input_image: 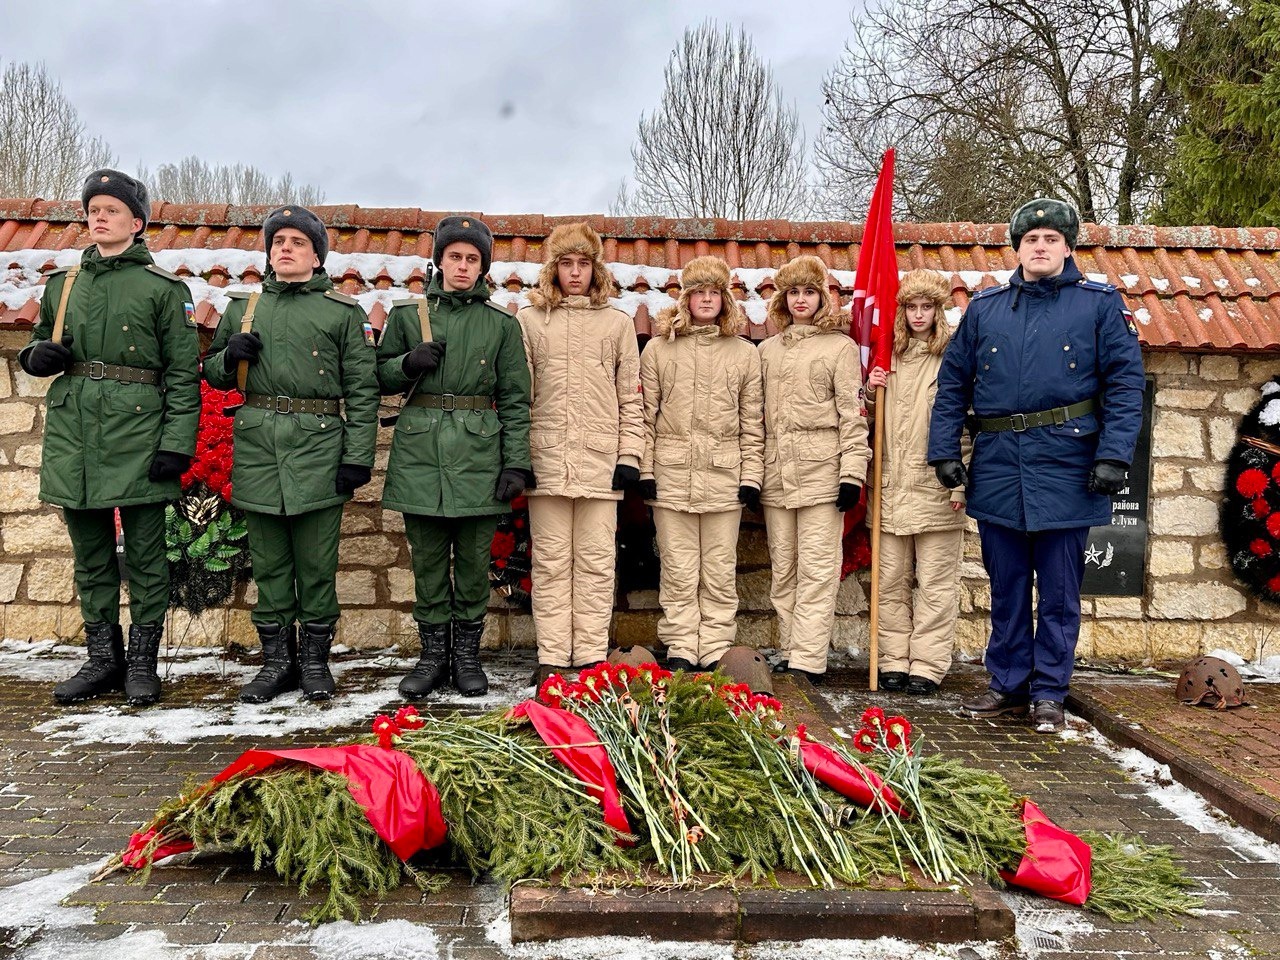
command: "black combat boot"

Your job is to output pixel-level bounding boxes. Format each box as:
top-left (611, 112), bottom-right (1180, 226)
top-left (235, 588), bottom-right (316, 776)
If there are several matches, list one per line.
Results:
top-left (239, 622), bottom-right (299, 703)
top-left (124, 623), bottom-right (164, 706)
top-left (53, 622), bottom-right (124, 705)
top-left (398, 621), bottom-right (450, 700)
top-left (298, 621), bottom-right (337, 702)
top-left (450, 618), bottom-right (489, 697)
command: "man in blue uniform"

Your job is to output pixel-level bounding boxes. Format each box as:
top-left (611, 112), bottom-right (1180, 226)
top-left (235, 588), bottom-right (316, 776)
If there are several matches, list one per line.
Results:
top-left (928, 198), bottom-right (1145, 733)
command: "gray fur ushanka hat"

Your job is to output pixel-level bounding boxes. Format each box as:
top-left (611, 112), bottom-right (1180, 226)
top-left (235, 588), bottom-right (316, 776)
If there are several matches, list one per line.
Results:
top-left (1010, 198), bottom-right (1080, 251)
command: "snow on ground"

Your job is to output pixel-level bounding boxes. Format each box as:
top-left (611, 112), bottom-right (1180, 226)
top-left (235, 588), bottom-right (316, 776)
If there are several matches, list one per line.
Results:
top-left (1083, 725), bottom-right (1280, 864)
top-left (8, 639), bottom-right (532, 746)
top-left (1204, 647), bottom-right (1280, 683)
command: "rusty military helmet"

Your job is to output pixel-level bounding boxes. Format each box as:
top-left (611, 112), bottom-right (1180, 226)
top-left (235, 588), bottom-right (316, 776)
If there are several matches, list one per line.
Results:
top-left (1176, 656), bottom-right (1247, 709)
top-left (607, 645), bottom-right (658, 670)
top-left (717, 646), bottom-right (774, 695)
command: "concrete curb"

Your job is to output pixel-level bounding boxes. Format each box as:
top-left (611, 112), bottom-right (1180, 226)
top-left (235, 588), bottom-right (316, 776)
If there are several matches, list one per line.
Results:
top-left (1067, 688), bottom-right (1280, 845)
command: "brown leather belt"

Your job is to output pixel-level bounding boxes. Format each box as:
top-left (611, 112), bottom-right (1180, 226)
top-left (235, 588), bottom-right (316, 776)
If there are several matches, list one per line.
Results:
top-left (244, 393), bottom-right (341, 415)
top-left (406, 393), bottom-right (492, 411)
top-left (970, 398), bottom-right (1096, 433)
top-left (67, 361), bottom-right (159, 385)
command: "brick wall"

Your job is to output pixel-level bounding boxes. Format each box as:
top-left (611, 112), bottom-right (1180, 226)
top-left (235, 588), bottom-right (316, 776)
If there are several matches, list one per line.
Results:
top-left (1, 328), bottom-right (1274, 664)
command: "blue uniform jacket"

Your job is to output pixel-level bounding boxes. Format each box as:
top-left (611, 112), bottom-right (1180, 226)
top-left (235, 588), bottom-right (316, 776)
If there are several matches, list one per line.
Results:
top-left (927, 258), bottom-right (1145, 531)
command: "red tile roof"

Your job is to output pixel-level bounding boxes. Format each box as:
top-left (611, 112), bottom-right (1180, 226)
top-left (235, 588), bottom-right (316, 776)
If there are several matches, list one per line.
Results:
top-left (2, 199), bottom-right (1279, 351)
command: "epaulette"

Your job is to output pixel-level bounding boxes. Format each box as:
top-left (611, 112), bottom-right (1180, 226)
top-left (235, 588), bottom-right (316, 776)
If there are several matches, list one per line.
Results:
top-left (1076, 278), bottom-right (1117, 294)
top-left (324, 289), bottom-right (359, 306)
top-left (145, 263), bottom-right (186, 284)
top-left (390, 297), bottom-right (421, 309)
top-left (43, 264), bottom-right (72, 277)
top-left (970, 283), bottom-right (1010, 301)
top-left (485, 299), bottom-right (515, 317)
top-left (225, 290), bottom-right (253, 300)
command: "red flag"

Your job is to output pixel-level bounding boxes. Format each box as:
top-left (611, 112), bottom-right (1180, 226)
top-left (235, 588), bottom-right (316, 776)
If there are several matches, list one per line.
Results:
top-left (850, 149), bottom-right (899, 381)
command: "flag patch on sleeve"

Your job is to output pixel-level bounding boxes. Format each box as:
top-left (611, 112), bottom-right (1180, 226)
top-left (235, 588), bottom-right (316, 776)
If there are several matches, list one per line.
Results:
top-left (1121, 307), bottom-right (1138, 335)
top-left (362, 320), bottom-right (377, 347)
top-left (183, 302), bottom-right (197, 328)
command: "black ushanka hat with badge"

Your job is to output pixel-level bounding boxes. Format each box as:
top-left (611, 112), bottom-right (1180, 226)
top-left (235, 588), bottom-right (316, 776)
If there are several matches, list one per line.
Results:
top-left (262, 205), bottom-right (330, 266)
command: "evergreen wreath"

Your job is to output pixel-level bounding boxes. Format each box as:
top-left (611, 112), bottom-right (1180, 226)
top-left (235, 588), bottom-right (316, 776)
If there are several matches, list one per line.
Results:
top-left (166, 382), bottom-right (251, 615)
top-left (1222, 376), bottom-right (1280, 602)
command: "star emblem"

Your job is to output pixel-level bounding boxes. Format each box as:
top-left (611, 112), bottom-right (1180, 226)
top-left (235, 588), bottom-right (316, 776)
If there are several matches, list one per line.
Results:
top-left (1084, 544), bottom-right (1103, 565)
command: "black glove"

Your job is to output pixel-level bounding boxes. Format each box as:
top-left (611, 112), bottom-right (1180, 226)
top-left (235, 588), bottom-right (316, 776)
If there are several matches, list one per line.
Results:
top-left (934, 460), bottom-right (969, 490)
top-left (21, 334), bottom-right (73, 377)
top-left (335, 463), bottom-right (372, 495)
top-left (738, 484), bottom-right (761, 512)
top-left (837, 482), bottom-right (862, 512)
top-left (612, 463), bottom-right (640, 491)
top-left (224, 331), bottom-right (263, 366)
top-left (638, 479), bottom-right (657, 501)
top-left (495, 468), bottom-right (528, 502)
top-left (402, 341), bottom-right (445, 378)
top-left (1088, 459), bottom-right (1128, 495)
top-left (148, 450), bottom-right (191, 483)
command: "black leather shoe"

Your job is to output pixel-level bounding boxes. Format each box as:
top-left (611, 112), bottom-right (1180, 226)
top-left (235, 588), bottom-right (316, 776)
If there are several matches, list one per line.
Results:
top-left (54, 623), bottom-right (124, 705)
top-left (665, 656), bottom-right (696, 672)
top-left (784, 667), bottom-right (825, 685)
top-left (298, 621), bottom-right (337, 702)
top-left (879, 671), bottom-right (908, 692)
top-left (451, 618), bottom-right (489, 697)
top-left (240, 623), bottom-right (298, 704)
top-left (1032, 699), bottom-right (1066, 733)
top-left (906, 676), bottom-right (940, 696)
top-left (124, 623), bottom-right (164, 706)
top-left (530, 663), bottom-right (571, 688)
top-left (400, 622), bottom-right (451, 700)
top-left (961, 688), bottom-right (1029, 717)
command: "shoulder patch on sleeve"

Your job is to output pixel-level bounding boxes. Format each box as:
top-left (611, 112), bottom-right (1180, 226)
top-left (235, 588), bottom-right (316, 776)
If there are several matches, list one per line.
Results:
top-left (323, 289), bottom-right (359, 306)
top-left (970, 283), bottom-right (1010, 301)
top-left (225, 290), bottom-right (253, 300)
top-left (1076, 278), bottom-right (1117, 294)
top-left (1119, 303), bottom-right (1140, 336)
top-left (182, 301), bottom-right (197, 328)
top-left (145, 263), bottom-right (186, 284)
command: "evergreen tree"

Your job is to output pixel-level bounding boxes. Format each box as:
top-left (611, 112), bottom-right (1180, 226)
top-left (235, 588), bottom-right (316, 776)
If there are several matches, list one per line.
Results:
top-left (1157, 0), bottom-right (1280, 226)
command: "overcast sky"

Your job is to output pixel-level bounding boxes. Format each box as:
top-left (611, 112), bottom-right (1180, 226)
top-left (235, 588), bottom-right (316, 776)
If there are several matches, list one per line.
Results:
top-left (0, 0), bottom-right (861, 214)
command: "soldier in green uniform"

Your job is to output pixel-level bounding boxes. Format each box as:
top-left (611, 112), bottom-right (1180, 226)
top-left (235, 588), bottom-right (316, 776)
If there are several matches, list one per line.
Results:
top-left (377, 216), bottom-right (532, 698)
top-left (204, 205), bottom-right (379, 703)
top-left (19, 169), bottom-right (201, 706)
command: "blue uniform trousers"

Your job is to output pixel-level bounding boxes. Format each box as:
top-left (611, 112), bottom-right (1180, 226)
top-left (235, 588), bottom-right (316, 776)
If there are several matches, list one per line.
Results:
top-left (978, 521), bottom-right (1089, 703)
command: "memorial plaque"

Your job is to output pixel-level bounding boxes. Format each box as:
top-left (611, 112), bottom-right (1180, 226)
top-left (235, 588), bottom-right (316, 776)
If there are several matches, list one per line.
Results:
top-left (1083, 376), bottom-right (1154, 596)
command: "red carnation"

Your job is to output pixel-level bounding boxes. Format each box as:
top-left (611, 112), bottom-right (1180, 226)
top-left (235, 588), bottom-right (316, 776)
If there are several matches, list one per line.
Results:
top-left (1268, 513), bottom-right (1280, 539)
top-left (1254, 497), bottom-right (1271, 519)
top-left (371, 714), bottom-right (401, 749)
top-left (853, 727), bottom-right (877, 754)
top-left (1237, 468), bottom-right (1270, 498)
top-left (393, 705), bottom-right (425, 730)
top-left (1272, 463), bottom-right (1280, 483)
top-left (861, 706), bottom-right (886, 729)
top-left (1252, 539), bottom-right (1273, 558)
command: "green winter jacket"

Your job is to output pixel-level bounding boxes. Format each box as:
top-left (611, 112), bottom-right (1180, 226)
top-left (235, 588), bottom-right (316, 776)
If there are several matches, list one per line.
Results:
top-left (204, 273), bottom-right (379, 516)
top-left (21, 242), bottom-right (201, 509)
top-left (377, 275), bottom-right (531, 517)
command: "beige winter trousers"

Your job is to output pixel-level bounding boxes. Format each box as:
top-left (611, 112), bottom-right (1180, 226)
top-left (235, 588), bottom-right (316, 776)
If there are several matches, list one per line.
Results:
top-left (528, 495), bottom-right (617, 667)
top-left (877, 528), bottom-right (964, 684)
top-left (764, 502), bottom-right (843, 675)
top-left (652, 506), bottom-right (743, 666)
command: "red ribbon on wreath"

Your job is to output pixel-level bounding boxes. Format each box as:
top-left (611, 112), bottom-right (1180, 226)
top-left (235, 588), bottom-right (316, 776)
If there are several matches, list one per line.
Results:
top-left (508, 699), bottom-right (632, 843)
top-left (798, 739), bottom-right (904, 815)
top-left (998, 799), bottom-right (1092, 905)
top-left (122, 742), bottom-right (447, 867)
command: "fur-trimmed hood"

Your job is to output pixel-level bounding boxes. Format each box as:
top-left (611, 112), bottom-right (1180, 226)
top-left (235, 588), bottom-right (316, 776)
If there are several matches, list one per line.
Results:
top-left (766, 255), bottom-right (841, 331)
top-left (527, 222), bottom-right (618, 311)
top-left (654, 255), bottom-right (743, 340)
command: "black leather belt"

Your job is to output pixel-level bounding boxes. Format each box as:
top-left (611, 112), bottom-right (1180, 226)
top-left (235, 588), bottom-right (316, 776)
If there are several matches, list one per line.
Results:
top-left (971, 398), bottom-right (1096, 433)
top-left (68, 361), bottom-right (159, 385)
top-left (407, 393), bottom-right (492, 411)
top-left (244, 393), bottom-right (341, 415)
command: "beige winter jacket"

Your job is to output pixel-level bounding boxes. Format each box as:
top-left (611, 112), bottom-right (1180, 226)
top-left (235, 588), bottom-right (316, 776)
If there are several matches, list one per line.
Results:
top-left (519, 297), bottom-right (644, 500)
top-left (759, 324), bottom-right (869, 509)
top-left (640, 323), bottom-right (765, 513)
top-left (867, 338), bottom-right (967, 536)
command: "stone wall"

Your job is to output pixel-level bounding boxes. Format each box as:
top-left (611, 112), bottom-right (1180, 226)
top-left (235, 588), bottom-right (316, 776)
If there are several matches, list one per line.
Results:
top-left (0, 328), bottom-right (1274, 664)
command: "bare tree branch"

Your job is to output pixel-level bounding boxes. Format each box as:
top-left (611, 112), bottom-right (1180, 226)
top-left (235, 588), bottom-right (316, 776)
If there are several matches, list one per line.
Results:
top-left (815, 0), bottom-right (1182, 224)
top-left (138, 156), bottom-right (325, 206)
top-left (619, 21), bottom-right (813, 220)
top-left (0, 61), bottom-right (116, 199)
